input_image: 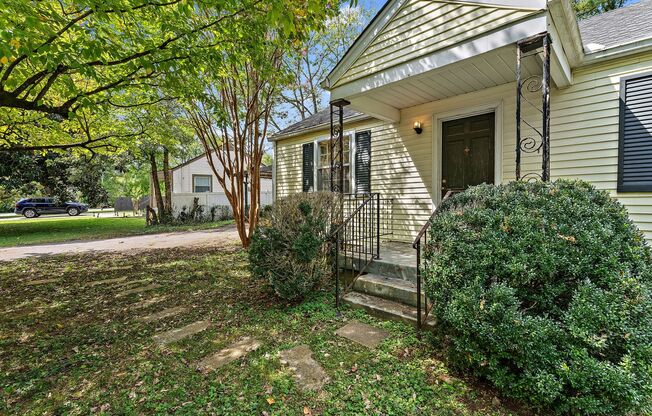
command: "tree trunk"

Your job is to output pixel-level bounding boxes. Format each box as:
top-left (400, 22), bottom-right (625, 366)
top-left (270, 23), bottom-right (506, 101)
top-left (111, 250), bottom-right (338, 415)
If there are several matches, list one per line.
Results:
top-left (149, 152), bottom-right (165, 220)
top-left (162, 147), bottom-right (172, 217)
top-left (146, 205), bottom-right (158, 225)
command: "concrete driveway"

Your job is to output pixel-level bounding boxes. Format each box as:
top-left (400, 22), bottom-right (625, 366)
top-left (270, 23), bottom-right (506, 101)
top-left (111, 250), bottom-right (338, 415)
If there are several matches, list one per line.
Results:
top-left (0, 225), bottom-right (240, 262)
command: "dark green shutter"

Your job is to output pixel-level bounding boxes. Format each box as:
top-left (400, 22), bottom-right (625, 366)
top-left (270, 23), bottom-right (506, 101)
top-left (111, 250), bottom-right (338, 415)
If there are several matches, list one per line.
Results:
top-left (618, 72), bottom-right (652, 192)
top-left (355, 130), bottom-right (371, 194)
top-left (302, 142), bottom-right (314, 192)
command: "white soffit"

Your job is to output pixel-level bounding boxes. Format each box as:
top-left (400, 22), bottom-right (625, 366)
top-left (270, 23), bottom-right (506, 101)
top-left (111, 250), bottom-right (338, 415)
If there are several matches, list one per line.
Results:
top-left (330, 13), bottom-right (547, 100)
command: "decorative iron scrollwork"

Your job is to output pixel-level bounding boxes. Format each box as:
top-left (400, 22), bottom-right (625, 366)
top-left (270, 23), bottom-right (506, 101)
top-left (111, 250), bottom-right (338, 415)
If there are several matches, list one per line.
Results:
top-left (519, 136), bottom-right (543, 154)
top-left (330, 99), bottom-right (350, 224)
top-left (523, 75), bottom-right (543, 93)
top-left (520, 172), bottom-right (543, 182)
top-left (515, 33), bottom-right (551, 182)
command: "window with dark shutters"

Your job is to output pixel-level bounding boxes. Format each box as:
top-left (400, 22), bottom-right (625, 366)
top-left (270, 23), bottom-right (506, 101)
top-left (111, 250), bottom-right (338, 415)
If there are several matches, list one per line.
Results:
top-left (618, 72), bottom-right (652, 192)
top-left (302, 142), bottom-right (314, 192)
top-left (355, 130), bottom-right (371, 194)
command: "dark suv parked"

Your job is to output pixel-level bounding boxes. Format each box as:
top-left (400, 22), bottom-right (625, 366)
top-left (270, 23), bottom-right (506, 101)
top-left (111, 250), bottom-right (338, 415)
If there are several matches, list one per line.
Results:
top-left (14, 198), bottom-right (88, 218)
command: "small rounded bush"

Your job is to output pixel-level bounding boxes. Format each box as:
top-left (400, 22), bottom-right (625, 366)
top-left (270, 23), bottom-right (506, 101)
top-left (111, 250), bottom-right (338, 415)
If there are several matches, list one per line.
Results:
top-left (249, 192), bottom-right (334, 300)
top-left (424, 180), bottom-right (652, 415)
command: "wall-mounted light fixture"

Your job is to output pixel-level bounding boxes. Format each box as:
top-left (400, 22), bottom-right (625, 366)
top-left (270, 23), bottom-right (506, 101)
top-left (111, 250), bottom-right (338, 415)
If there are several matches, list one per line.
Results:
top-left (413, 121), bottom-right (423, 135)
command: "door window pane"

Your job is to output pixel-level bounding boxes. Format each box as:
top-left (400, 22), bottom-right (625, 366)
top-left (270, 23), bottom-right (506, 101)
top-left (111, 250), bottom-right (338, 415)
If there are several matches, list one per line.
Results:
top-left (193, 175), bottom-right (212, 193)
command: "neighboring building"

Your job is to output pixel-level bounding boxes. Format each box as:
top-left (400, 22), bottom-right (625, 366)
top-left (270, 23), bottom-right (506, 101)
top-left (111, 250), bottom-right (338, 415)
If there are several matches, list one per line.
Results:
top-left (154, 152), bottom-right (273, 214)
top-left (272, 0), bottom-right (652, 242)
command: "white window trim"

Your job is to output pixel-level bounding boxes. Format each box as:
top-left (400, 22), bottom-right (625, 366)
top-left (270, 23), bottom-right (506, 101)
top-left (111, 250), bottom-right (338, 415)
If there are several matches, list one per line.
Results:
top-left (193, 174), bottom-right (213, 193)
top-left (313, 130), bottom-right (356, 194)
top-left (432, 100), bottom-right (504, 207)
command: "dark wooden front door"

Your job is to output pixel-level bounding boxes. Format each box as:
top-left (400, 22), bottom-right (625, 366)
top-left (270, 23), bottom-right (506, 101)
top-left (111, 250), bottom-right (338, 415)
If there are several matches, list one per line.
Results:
top-left (441, 113), bottom-right (494, 197)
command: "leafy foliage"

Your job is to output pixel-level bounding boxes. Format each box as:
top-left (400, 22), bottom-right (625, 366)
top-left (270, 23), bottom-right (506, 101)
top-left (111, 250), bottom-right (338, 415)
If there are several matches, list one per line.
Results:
top-left (1, 0), bottom-right (342, 152)
top-left (276, 5), bottom-right (370, 126)
top-left (0, 151), bottom-right (111, 210)
top-left (249, 192), bottom-right (334, 300)
top-left (424, 180), bottom-right (652, 415)
top-left (573, 0), bottom-right (626, 18)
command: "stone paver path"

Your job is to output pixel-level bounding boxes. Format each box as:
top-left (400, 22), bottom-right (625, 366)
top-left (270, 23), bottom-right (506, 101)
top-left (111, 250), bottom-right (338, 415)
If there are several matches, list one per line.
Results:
top-left (153, 320), bottom-right (211, 345)
top-left (129, 296), bottom-right (169, 310)
top-left (279, 345), bottom-right (329, 391)
top-left (335, 321), bottom-right (389, 349)
top-left (137, 306), bottom-right (187, 323)
top-left (25, 278), bottom-right (60, 286)
top-left (115, 284), bottom-right (160, 298)
top-left (0, 225), bottom-right (238, 261)
top-left (87, 277), bottom-right (127, 286)
top-left (197, 337), bottom-right (262, 372)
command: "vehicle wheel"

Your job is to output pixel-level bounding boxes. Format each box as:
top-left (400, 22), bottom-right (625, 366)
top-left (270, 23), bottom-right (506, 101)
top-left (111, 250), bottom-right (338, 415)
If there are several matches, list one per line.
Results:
top-left (67, 207), bottom-right (80, 216)
top-left (23, 209), bottom-right (37, 219)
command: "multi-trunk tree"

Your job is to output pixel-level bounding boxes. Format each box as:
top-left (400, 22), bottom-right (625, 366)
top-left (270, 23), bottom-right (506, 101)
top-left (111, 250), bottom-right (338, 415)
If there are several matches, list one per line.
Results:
top-left (184, 1), bottom-right (342, 247)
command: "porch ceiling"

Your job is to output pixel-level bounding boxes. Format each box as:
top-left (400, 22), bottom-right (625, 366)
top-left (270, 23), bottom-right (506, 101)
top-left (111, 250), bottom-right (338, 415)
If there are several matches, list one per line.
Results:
top-left (346, 45), bottom-right (542, 115)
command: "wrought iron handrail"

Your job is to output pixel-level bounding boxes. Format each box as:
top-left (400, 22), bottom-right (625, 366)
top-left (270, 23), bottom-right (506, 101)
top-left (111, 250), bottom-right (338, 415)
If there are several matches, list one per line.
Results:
top-left (332, 193), bottom-right (392, 309)
top-left (412, 190), bottom-right (455, 333)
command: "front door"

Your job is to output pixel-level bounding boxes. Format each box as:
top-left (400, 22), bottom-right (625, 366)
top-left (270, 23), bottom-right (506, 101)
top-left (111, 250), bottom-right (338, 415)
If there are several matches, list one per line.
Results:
top-left (441, 112), bottom-right (495, 197)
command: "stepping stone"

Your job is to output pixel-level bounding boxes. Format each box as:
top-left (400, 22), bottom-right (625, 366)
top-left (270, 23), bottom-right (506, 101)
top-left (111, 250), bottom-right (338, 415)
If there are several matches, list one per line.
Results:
top-left (137, 306), bottom-right (186, 323)
top-left (335, 321), bottom-right (389, 349)
top-left (87, 277), bottom-right (127, 286)
top-left (25, 278), bottom-right (60, 286)
top-left (115, 284), bottom-right (160, 298)
top-left (279, 345), bottom-right (329, 391)
top-left (153, 320), bottom-right (211, 345)
top-left (129, 295), bottom-right (169, 310)
top-left (196, 337), bottom-right (262, 372)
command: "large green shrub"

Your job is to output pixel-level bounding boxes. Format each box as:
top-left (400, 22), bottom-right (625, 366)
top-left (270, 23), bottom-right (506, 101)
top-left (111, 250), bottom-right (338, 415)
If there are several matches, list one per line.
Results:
top-left (249, 192), bottom-right (334, 300)
top-left (424, 180), bottom-right (652, 415)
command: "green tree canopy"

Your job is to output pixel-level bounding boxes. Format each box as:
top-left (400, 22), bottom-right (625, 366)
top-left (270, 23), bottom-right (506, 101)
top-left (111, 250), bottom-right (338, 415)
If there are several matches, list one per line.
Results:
top-left (573, 0), bottom-right (626, 18)
top-left (0, 0), bottom-right (341, 152)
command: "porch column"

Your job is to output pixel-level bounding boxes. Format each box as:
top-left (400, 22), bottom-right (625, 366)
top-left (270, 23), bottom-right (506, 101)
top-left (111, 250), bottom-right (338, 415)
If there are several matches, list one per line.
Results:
top-left (515, 32), bottom-right (551, 181)
top-left (330, 98), bottom-right (350, 224)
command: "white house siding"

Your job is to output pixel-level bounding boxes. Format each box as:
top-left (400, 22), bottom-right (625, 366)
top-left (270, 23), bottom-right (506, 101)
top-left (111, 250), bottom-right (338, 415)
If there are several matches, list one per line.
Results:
top-left (173, 155), bottom-right (273, 194)
top-left (171, 155), bottom-right (273, 214)
top-left (276, 51), bottom-right (652, 242)
top-left (550, 50), bottom-right (652, 241)
top-left (276, 81), bottom-right (540, 242)
top-left (335, 0), bottom-right (539, 87)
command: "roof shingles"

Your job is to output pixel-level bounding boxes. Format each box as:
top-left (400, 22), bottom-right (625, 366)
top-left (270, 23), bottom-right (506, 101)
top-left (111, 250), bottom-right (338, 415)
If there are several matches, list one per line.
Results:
top-left (578, 0), bottom-right (652, 52)
top-left (271, 107), bottom-right (367, 140)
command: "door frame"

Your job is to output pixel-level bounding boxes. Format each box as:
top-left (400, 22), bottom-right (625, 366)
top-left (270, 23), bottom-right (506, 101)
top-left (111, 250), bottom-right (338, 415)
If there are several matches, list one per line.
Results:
top-left (432, 100), bottom-right (503, 206)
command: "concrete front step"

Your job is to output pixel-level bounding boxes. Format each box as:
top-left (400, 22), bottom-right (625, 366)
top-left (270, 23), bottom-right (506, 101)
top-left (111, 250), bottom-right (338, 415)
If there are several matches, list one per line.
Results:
top-left (353, 274), bottom-right (425, 307)
top-left (342, 292), bottom-right (435, 329)
top-left (343, 256), bottom-right (417, 282)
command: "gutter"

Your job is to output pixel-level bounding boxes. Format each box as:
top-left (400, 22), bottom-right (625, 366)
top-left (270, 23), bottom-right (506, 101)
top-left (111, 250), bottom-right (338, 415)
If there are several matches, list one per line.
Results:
top-left (549, 0), bottom-right (652, 70)
top-left (582, 37), bottom-right (652, 66)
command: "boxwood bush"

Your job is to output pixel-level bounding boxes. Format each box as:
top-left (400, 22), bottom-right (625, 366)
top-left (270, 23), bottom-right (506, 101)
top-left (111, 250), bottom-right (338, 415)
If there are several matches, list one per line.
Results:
top-left (424, 180), bottom-right (652, 415)
top-left (249, 192), bottom-right (334, 300)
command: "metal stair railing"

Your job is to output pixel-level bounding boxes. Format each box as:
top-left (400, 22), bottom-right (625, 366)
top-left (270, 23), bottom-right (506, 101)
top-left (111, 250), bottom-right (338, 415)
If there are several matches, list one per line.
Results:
top-left (331, 193), bottom-right (393, 308)
top-left (412, 190), bottom-right (455, 333)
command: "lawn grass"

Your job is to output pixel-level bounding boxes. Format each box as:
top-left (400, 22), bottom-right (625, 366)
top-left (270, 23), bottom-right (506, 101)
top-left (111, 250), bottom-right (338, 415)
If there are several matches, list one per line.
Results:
top-left (0, 216), bottom-right (232, 248)
top-left (0, 244), bottom-right (529, 415)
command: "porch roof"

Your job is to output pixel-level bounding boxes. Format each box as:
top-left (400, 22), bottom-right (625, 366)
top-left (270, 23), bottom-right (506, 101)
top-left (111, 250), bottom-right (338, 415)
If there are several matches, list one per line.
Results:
top-left (321, 0), bottom-right (652, 122)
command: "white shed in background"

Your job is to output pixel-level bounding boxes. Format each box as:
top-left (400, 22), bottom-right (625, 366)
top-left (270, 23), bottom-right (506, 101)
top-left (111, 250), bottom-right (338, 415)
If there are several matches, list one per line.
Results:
top-left (155, 152), bottom-right (273, 215)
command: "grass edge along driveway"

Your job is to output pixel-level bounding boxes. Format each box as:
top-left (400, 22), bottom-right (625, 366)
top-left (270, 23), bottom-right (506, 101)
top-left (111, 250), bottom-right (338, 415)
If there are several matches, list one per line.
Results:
top-left (0, 216), bottom-right (233, 248)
